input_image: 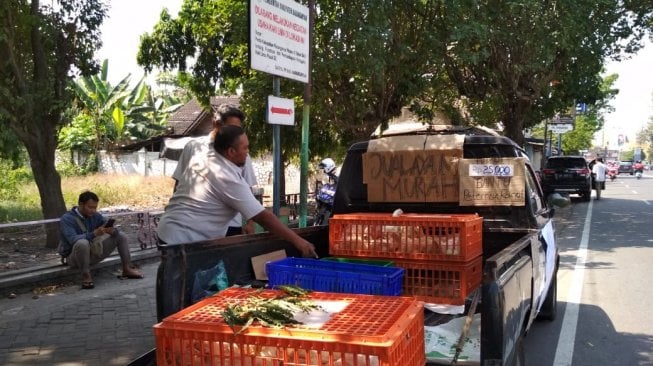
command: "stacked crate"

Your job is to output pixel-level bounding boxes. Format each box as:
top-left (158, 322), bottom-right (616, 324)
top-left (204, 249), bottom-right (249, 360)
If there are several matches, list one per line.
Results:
top-left (329, 213), bottom-right (483, 305)
top-left (154, 287), bottom-right (425, 366)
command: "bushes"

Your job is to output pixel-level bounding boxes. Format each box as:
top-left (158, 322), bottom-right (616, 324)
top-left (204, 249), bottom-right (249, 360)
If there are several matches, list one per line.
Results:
top-left (0, 161), bottom-right (33, 201)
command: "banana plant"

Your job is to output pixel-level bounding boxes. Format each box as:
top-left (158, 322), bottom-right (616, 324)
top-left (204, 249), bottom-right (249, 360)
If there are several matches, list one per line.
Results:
top-left (71, 59), bottom-right (131, 150)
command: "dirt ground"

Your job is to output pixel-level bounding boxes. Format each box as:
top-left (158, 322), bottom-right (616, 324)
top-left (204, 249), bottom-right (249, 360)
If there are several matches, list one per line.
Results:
top-left (0, 207), bottom-right (163, 274)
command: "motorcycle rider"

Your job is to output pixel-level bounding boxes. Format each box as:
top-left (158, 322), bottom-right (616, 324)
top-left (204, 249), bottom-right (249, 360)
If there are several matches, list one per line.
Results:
top-left (633, 160), bottom-right (644, 179)
top-left (319, 158), bottom-right (338, 185)
top-left (314, 158), bottom-right (338, 225)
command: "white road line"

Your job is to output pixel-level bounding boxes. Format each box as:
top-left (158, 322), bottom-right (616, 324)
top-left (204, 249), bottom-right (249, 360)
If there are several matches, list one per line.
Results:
top-left (553, 199), bottom-right (592, 366)
top-left (643, 200), bottom-right (651, 206)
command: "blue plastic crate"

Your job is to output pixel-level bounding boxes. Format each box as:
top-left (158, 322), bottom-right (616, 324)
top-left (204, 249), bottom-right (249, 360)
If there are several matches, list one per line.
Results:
top-left (266, 257), bottom-right (404, 296)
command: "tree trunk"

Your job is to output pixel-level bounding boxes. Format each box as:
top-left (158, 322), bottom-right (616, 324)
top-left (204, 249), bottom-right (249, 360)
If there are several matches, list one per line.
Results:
top-left (502, 101), bottom-right (526, 147)
top-left (22, 122), bottom-right (67, 249)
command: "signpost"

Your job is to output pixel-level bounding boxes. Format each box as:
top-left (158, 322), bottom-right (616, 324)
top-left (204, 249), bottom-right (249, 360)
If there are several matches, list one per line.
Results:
top-left (555, 115), bottom-right (574, 125)
top-left (250, 0), bottom-right (310, 83)
top-left (249, 0), bottom-right (310, 217)
top-left (267, 95), bottom-right (295, 126)
top-left (549, 124), bottom-right (573, 134)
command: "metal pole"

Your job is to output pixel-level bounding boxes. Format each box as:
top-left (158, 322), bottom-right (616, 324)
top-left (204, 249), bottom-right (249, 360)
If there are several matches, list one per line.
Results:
top-left (541, 118), bottom-right (549, 170)
top-left (272, 77), bottom-right (281, 216)
top-left (299, 0), bottom-right (314, 228)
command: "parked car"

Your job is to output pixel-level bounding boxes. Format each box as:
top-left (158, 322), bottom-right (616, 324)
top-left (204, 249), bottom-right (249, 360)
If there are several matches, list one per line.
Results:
top-left (541, 156), bottom-right (592, 201)
top-left (618, 161), bottom-right (634, 175)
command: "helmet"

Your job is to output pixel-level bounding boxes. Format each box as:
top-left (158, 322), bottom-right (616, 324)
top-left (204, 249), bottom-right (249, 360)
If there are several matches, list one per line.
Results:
top-left (318, 158), bottom-right (336, 174)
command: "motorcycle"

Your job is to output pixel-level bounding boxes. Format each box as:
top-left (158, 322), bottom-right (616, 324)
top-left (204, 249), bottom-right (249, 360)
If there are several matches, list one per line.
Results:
top-left (313, 158), bottom-right (338, 226)
top-left (634, 162), bottom-right (644, 180)
top-left (607, 166), bottom-right (618, 181)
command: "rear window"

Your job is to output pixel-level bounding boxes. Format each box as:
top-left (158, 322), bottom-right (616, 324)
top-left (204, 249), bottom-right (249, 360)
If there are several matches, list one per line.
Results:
top-left (546, 158), bottom-right (586, 169)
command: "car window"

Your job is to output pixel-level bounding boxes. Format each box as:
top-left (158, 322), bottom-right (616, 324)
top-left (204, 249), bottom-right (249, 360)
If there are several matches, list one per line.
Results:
top-left (546, 159), bottom-right (586, 169)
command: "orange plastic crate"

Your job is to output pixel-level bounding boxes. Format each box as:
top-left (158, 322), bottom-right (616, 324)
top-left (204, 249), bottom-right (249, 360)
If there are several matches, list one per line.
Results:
top-left (394, 256), bottom-right (483, 305)
top-left (154, 288), bottom-right (425, 366)
top-left (329, 213), bottom-right (482, 261)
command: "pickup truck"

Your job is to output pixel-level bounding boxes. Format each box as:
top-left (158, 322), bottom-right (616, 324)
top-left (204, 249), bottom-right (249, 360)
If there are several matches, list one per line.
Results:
top-left (130, 127), bottom-right (558, 366)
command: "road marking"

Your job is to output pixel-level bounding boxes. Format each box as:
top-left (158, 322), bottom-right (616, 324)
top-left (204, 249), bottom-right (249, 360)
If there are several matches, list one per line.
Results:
top-left (643, 200), bottom-right (651, 205)
top-left (553, 198), bottom-right (592, 366)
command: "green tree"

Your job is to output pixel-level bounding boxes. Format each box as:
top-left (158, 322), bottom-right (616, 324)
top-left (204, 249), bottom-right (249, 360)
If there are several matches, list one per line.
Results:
top-left (426, 0), bottom-right (651, 146)
top-left (72, 59), bottom-right (132, 150)
top-left (137, 0), bottom-right (652, 153)
top-left (0, 0), bottom-right (107, 247)
top-left (138, 1), bottom-right (446, 153)
top-left (68, 60), bottom-right (182, 152)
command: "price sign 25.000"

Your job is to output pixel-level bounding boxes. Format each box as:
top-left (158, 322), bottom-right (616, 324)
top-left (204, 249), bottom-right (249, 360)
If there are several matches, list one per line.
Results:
top-left (468, 164), bottom-right (514, 177)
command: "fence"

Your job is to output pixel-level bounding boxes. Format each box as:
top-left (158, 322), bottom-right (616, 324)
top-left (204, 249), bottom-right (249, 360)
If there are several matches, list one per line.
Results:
top-left (1, 193), bottom-right (319, 271)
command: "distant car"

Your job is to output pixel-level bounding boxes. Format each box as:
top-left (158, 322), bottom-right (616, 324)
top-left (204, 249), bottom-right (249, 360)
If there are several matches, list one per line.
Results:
top-left (541, 156), bottom-right (592, 201)
top-left (618, 161), bottom-right (634, 175)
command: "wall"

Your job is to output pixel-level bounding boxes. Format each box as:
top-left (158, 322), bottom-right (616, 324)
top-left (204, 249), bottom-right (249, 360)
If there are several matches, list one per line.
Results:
top-left (97, 149), bottom-right (306, 194)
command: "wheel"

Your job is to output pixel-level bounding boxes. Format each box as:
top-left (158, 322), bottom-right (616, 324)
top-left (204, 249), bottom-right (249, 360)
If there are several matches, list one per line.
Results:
top-left (537, 271), bottom-right (557, 321)
top-left (581, 189), bottom-right (591, 202)
top-left (313, 207), bottom-right (330, 226)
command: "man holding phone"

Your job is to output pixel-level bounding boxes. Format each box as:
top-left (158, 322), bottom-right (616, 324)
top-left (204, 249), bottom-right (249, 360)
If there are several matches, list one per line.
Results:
top-left (59, 191), bottom-right (143, 289)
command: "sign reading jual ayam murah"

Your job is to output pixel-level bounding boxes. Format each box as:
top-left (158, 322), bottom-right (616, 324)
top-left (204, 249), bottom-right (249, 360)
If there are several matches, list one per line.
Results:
top-left (249, 0), bottom-right (310, 83)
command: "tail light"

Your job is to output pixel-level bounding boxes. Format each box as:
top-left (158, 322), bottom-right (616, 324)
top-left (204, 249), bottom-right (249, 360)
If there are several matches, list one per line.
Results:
top-left (542, 169), bottom-right (555, 175)
top-left (577, 169), bottom-right (590, 176)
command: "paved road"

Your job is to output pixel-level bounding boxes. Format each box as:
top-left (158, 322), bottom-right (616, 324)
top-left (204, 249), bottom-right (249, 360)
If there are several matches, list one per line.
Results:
top-left (524, 173), bottom-right (653, 365)
top-left (0, 259), bottom-right (159, 366)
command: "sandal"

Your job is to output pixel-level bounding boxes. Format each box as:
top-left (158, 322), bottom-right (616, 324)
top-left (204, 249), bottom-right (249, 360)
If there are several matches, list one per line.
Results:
top-left (117, 273), bottom-right (144, 280)
top-left (81, 281), bottom-right (95, 289)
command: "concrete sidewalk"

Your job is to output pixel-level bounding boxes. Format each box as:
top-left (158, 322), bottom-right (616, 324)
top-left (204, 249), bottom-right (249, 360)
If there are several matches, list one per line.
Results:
top-left (0, 251), bottom-right (161, 366)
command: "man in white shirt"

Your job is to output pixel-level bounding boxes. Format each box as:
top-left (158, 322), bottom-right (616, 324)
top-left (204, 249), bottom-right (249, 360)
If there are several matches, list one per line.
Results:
top-left (158, 125), bottom-right (317, 257)
top-left (172, 104), bottom-right (256, 235)
top-left (591, 157), bottom-right (607, 200)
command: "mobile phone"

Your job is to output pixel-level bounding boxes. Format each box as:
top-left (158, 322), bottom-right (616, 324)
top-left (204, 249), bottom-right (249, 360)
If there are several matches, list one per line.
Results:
top-left (104, 218), bottom-right (115, 228)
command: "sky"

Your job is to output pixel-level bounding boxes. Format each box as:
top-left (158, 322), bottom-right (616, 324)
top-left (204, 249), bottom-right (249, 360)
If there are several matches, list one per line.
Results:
top-left (96, 0), bottom-right (182, 86)
top-left (97, 0), bottom-right (653, 149)
top-left (602, 40), bottom-right (653, 148)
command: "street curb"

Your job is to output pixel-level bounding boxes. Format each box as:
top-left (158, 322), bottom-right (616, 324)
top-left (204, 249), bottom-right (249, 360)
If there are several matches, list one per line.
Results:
top-left (0, 248), bottom-right (160, 293)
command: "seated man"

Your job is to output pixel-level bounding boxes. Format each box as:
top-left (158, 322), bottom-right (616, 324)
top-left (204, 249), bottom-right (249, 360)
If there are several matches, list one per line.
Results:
top-left (59, 191), bottom-right (142, 289)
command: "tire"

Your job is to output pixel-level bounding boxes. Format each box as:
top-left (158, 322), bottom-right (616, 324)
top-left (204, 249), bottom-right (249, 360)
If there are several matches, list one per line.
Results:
top-left (537, 269), bottom-right (557, 321)
top-left (313, 207), bottom-right (330, 226)
top-left (582, 189), bottom-right (591, 202)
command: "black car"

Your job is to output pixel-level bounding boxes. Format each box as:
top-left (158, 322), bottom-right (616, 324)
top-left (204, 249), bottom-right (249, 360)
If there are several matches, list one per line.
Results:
top-left (541, 156), bottom-right (592, 201)
top-left (618, 161), bottom-right (634, 175)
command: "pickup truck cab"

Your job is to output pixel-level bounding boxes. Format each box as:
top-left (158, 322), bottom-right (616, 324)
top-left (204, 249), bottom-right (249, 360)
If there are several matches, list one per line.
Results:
top-left (336, 127), bottom-right (558, 365)
top-left (130, 125), bottom-right (558, 366)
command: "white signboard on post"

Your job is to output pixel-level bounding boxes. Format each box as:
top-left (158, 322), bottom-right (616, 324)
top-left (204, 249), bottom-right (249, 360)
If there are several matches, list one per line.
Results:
top-left (267, 95), bottom-right (295, 125)
top-left (249, 0), bottom-right (310, 83)
top-left (549, 124), bottom-right (573, 134)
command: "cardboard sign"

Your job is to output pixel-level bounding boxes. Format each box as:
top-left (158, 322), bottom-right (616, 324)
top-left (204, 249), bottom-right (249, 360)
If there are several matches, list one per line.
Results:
top-left (458, 158), bottom-right (526, 206)
top-left (251, 250), bottom-right (287, 280)
top-left (363, 150), bottom-right (461, 202)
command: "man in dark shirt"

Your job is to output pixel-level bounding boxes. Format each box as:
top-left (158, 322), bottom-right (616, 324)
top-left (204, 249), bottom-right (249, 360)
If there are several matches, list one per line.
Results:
top-left (59, 191), bottom-right (142, 289)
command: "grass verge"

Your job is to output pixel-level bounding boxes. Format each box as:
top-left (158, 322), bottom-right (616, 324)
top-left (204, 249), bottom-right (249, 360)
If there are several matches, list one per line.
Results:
top-left (1, 174), bottom-right (174, 223)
